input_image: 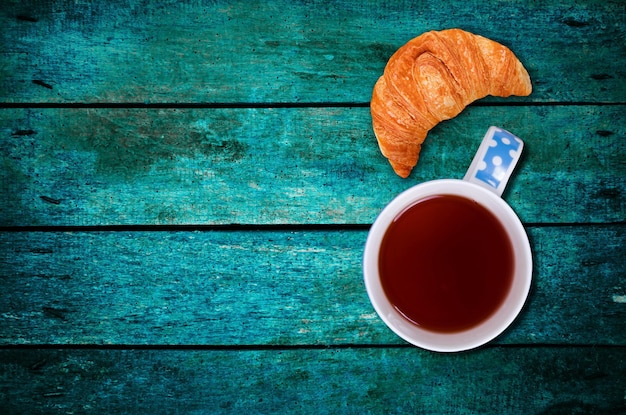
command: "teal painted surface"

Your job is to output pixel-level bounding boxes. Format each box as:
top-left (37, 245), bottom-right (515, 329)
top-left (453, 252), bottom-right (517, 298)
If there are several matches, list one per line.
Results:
top-left (0, 0), bottom-right (625, 413)
top-left (0, 226), bottom-right (624, 346)
top-left (1, 348), bottom-right (624, 414)
top-left (1, 106), bottom-right (624, 225)
top-left (1, 0), bottom-right (625, 103)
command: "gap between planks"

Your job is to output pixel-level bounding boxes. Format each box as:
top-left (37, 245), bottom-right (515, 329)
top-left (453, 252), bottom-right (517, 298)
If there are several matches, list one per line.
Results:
top-left (0, 343), bottom-right (624, 351)
top-left (0, 222), bottom-right (624, 233)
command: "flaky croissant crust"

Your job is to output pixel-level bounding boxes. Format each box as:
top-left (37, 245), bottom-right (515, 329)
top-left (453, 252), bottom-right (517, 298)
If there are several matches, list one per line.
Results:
top-left (371, 29), bottom-right (532, 178)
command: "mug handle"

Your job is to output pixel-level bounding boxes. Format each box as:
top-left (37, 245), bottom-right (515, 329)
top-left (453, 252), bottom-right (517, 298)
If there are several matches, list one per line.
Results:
top-left (463, 126), bottom-right (524, 197)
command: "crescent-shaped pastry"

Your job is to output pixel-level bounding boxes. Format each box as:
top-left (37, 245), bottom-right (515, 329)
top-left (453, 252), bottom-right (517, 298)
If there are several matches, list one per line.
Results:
top-left (371, 29), bottom-right (532, 178)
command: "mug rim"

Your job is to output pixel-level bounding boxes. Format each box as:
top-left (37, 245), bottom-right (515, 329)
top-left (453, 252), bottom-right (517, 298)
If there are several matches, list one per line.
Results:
top-left (363, 179), bottom-right (532, 352)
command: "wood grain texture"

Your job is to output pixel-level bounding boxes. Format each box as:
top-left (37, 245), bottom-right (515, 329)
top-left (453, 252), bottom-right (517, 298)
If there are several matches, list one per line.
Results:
top-left (2, 106), bottom-right (624, 226)
top-left (1, 347), bottom-right (624, 414)
top-left (1, 1), bottom-right (625, 413)
top-left (1, 0), bottom-right (625, 104)
top-left (1, 226), bottom-right (624, 346)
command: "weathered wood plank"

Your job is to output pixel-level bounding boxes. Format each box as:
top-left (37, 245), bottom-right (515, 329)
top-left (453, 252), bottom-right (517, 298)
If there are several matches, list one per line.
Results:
top-left (2, 106), bottom-right (624, 226)
top-left (1, 226), bottom-right (624, 346)
top-left (2, 0), bottom-right (624, 103)
top-left (0, 347), bottom-right (624, 414)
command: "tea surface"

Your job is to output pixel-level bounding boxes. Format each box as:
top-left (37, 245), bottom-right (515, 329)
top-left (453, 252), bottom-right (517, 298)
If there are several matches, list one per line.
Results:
top-left (379, 194), bottom-right (514, 333)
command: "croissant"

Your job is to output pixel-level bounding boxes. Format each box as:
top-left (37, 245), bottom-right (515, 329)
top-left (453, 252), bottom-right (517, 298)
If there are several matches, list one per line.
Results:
top-left (371, 29), bottom-right (532, 178)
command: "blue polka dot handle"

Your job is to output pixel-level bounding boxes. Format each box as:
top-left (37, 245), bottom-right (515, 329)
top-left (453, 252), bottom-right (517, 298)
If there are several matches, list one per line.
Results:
top-left (464, 127), bottom-right (524, 197)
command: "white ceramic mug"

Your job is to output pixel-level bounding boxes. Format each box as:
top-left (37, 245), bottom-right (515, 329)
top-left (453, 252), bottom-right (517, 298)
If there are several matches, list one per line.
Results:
top-left (363, 127), bottom-right (532, 352)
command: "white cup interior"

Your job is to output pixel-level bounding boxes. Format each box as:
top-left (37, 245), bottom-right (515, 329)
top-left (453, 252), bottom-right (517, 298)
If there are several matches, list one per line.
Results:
top-left (363, 179), bottom-right (532, 352)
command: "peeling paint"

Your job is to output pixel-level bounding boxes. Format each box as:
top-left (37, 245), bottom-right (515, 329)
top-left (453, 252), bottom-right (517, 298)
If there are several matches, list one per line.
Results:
top-left (612, 294), bottom-right (626, 303)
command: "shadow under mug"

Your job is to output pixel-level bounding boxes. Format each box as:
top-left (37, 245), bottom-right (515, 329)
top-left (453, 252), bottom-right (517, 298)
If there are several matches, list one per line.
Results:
top-left (363, 127), bottom-right (532, 352)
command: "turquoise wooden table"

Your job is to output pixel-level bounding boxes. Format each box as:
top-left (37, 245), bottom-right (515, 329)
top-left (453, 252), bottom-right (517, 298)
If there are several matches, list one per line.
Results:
top-left (1, 0), bottom-right (625, 413)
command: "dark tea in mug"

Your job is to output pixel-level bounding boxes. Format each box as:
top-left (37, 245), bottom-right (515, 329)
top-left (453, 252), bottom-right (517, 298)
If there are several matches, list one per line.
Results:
top-left (378, 194), bottom-right (514, 333)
